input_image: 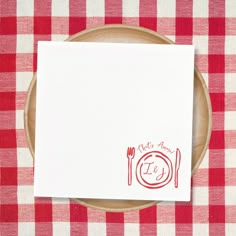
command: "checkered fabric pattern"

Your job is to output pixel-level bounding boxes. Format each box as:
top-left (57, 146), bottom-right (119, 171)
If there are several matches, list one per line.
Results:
top-left (1, 0), bottom-right (236, 235)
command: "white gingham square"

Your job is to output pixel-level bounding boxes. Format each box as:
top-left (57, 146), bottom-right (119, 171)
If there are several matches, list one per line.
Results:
top-left (225, 149), bottom-right (236, 168)
top-left (17, 0), bottom-right (34, 16)
top-left (52, 0), bottom-right (69, 16)
top-left (16, 110), bottom-right (24, 129)
top-left (192, 186), bottom-right (209, 205)
top-left (193, 0), bottom-right (209, 17)
top-left (17, 148), bottom-right (33, 167)
top-left (17, 186), bottom-right (35, 204)
top-left (157, 224), bottom-right (175, 236)
top-left (18, 222), bottom-right (35, 236)
top-left (16, 72), bottom-right (33, 92)
top-left (17, 35), bottom-right (34, 53)
top-left (193, 223), bottom-right (209, 236)
top-left (225, 186), bottom-right (236, 205)
top-left (122, 0), bottom-right (139, 17)
top-left (226, 0), bottom-right (236, 17)
top-left (88, 223), bottom-right (106, 236)
top-left (225, 111), bottom-right (236, 130)
top-left (124, 223), bottom-right (140, 236)
top-left (157, 0), bottom-right (176, 17)
top-left (87, 0), bottom-right (105, 17)
top-left (53, 222), bottom-right (70, 236)
top-left (225, 73), bottom-right (236, 93)
top-left (193, 36), bottom-right (209, 55)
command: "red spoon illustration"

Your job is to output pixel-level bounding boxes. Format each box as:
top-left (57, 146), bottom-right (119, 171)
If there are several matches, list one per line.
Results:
top-left (127, 147), bottom-right (135, 186)
top-left (175, 148), bottom-right (181, 188)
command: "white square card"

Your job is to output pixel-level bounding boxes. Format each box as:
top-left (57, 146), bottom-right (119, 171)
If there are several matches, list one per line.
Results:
top-left (34, 42), bottom-right (194, 201)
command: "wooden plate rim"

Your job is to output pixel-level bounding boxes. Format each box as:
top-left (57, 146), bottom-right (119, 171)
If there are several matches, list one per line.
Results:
top-left (24, 24), bottom-right (212, 212)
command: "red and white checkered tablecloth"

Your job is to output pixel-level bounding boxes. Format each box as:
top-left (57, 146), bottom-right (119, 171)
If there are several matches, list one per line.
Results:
top-left (1, 0), bottom-right (236, 235)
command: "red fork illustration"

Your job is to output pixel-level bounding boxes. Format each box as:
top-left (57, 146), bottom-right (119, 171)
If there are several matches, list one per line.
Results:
top-left (175, 148), bottom-right (181, 188)
top-left (127, 147), bottom-right (135, 186)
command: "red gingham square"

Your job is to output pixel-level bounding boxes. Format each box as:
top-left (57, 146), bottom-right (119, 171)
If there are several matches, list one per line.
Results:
top-left (175, 205), bottom-right (193, 223)
top-left (208, 55), bottom-right (225, 73)
top-left (34, 17), bottom-right (52, 34)
top-left (106, 212), bottom-right (124, 223)
top-left (0, 92), bottom-right (16, 110)
top-left (209, 131), bottom-right (225, 149)
top-left (209, 168), bottom-right (225, 186)
top-left (176, 17), bottom-right (193, 36)
top-left (139, 206), bottom-right (157, 223)
top-left (35, 204), bottom-right (53, 222)
top-left (105, 17), bottom-right (123, 24)
top-left (70, 203), bottom-right (88, 222)
top-left (209, 205), bottom-right (225, 223)
top-left (0, 54), bottom-right (16, 72)
top-left (0, 17), bottom-right (17, 34)
top-left (209, 18), bottom-right (225, 35)
top-left (0, 130), bottom-right (17, 148)
top-left (1, 205), bottom-right (18, 222)
top-left (1, 167), bottom-right (17, 185)
top-left (139, 17), bottom-right (157, 31)
top-left (69, 17), bottom-right (86, 35)
top-left (210, 93), bottom-right (225, 112)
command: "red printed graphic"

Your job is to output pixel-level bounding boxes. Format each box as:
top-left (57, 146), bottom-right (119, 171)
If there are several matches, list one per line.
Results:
top-left (127, 147), bottom-right (135, 186)
top-left (126, 142), bottom-right (181, 189)
top-left (136, 151), bottom-right (173, 189)
top-left (174, 148), bottom-right (181, 188)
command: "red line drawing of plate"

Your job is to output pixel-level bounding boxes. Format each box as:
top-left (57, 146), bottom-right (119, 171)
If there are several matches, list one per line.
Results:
top-left (136, 151), bottom-right (173, 189)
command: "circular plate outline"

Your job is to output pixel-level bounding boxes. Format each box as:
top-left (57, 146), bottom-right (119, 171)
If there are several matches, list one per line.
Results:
top-left (136, 151), bottom-right (173, 189)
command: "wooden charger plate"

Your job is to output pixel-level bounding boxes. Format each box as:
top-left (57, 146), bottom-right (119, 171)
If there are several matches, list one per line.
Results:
top-left (24, 24), bottom-right (212, 212)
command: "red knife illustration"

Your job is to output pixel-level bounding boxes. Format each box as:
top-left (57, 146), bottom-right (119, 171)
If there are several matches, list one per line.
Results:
top-left (175, 148), bottom-right (181, 188)
top-left (127, 147), bottom-right (135, 186)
